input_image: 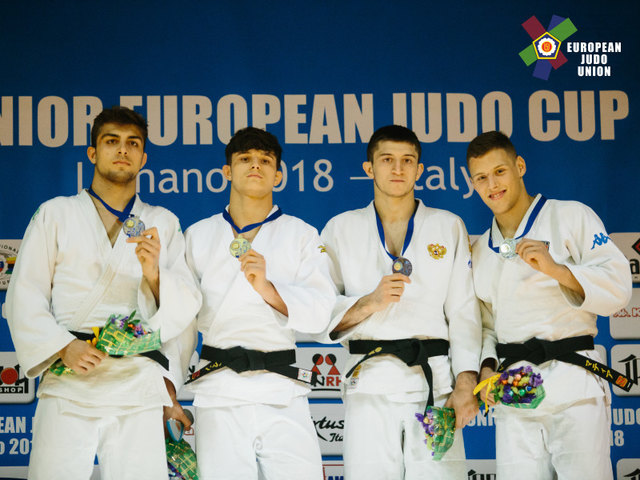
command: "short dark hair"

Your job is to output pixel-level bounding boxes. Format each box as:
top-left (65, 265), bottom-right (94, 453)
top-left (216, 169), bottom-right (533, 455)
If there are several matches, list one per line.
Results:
top-left (225, 127), bottom-right (282, 169)
top-left (366, 125), bottom-right (421, 163)
top-left (91, 106), bottom-right (148, 149)
top-left (466, 131), bottom-right (517, 166)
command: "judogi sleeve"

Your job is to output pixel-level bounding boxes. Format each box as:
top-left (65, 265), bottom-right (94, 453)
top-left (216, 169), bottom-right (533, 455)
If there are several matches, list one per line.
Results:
top-left (269, 225), bottom-right (336, 334)
top-left (6, 202), bottom-right (77, 378)
top-left (318, 217), bottom-right (366, 342)
top-left (557, 203), bottom-right (632, 315)
top-left (443, 218), bottom-right (482, 377)
top-left (479, 301), bottom-right (498, 367)
top-left (137, 213), bottom-right (202, 344)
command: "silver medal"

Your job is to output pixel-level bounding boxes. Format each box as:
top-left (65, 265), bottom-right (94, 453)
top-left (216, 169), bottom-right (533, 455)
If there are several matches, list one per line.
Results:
top-left (122, 215), bottom-right (145, 237)
top-left (391, 257), bottom-right (413, 276)
top-left (499, 238), bottom-right (518, 259)
top-left (229, 236), bottom-right (251, 258)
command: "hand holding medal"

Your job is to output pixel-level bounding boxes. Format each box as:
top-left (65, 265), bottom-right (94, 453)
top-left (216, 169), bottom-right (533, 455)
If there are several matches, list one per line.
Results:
top-left (488, 196), bottom-right (548, 259)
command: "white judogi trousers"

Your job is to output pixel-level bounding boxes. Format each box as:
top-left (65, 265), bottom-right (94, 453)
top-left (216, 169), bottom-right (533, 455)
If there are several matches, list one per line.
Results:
top-left (28, 396), bottom-right (166, 480)
top-left (343, 393), bottom-right (467, 480)
top-left (195, 396), bottom-right (323, 480)
top-left (495, 396), bottom-right (612, 480)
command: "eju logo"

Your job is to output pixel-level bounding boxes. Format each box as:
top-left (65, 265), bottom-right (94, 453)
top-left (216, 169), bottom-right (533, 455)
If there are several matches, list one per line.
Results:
top-left (519, 15), bottom-right (577, 80)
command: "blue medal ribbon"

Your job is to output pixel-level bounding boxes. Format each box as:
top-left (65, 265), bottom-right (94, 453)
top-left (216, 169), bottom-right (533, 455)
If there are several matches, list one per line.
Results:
top-left (87, 187), bottom-right (136, 223)
top-left (222, 207), bottom-right (283, 236)
top-left (374, 201), bottom-right (417, 261)
top-left (488, 195), bottom-right (547, 254)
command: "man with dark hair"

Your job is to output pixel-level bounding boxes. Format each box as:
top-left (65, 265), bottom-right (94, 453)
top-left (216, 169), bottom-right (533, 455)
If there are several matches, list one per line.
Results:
top-left (6, 106), bottom-right (201, 479)
top-left (321, 125), bottom-right (481, 479)
top-left (467, 130), bottom-right (632, 479)
top-left (184, 127), bottom-right (335, 480)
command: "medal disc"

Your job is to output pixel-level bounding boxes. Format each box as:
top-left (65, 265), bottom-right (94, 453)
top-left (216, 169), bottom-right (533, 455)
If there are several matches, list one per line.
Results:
top-left (229, 236), bottom-right (251, 258)
top-left (391, 257), bottom-right (412, 276)
top-left (122, 215), bottom-right (145, 237)
top-left (499, 238), bottom-right (517, 259)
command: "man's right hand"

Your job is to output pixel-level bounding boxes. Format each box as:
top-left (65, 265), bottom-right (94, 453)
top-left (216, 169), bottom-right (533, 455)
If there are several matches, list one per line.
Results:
top-left (59, 339), bottom-right (107, 375)
top-left (363, 273), bottom-right (411, 313)
top-left (333, 273), bottom-right (411, 333)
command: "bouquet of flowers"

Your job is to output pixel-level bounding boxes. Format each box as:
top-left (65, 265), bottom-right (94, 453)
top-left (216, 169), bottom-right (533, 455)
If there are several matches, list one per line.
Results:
top-left (474, 365), bottom-right (545, 409)
top-left (415, 406), bottom-right (456, 461)
top-left (50, 311), bottom-right (161, 375)
top-left (166, 438), bottom-right (198, 480)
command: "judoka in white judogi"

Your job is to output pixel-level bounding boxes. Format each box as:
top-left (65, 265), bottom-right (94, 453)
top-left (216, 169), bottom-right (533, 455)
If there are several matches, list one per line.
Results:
top-left (6, 190), bottom-right (201, 479)
top-left (185, 207), bottom-right (335, 479)
top-left (473, 194), bottom-right (632, 479)
top-left (321, 200), bottom-right (482, 479)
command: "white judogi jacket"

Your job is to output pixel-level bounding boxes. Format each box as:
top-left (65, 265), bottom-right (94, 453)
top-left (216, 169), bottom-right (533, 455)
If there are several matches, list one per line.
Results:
top-left (184, 205), bottom-right (336, 407)
top-left (472, 194), bottom-right (632, 413)
top-left (321, 200), bottom-right (482, 402)
top-left (6, 190), bottom-right (201, 410)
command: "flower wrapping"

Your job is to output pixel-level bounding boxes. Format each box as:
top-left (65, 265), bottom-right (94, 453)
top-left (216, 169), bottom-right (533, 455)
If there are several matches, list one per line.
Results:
top-left (475, 365), bottom-right (545, 409)
top-left (49, 311), bottom-right (161, 375)
top-left (415, 406), bottom-right (456, 461)
top-left (166, 438), bottom-right (198, 480)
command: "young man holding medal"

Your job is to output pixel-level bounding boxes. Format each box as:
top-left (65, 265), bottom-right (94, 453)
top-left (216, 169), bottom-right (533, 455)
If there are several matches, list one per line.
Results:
top-left (467, 131), bottom-right (632, 479)
top-left (183, 127), bottom-right (335, 480)
top-left (6, 106), bottom-right (201, 479)
top-left (320, 125), bottom-right (482, 479)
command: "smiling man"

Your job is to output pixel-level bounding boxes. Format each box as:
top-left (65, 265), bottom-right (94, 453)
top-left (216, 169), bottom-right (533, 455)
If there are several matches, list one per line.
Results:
top-left (6, 106), bottom-right (201, 479)
top-left (184, 127), bottom-right (335, 480)
top-left (467, 130), bottom-right (632, 480)
top-left (320, 125), bottom-right (481, 479)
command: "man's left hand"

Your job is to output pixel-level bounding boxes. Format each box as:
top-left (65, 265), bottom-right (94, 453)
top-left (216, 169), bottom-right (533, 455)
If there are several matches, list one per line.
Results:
top-left (127, 227), bottom-right (161, 298)
top-left (444, 371), bottom-right (479, 429)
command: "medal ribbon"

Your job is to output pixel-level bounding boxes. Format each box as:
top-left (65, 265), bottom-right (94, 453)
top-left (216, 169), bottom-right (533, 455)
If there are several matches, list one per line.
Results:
top-left (87, 187), bottom-right (136, 223)
top-left (488, 195), bottom-right (547, 254)
top-left (374, 201), bottom-right (417, 261)
top-left (222, 207), bottom-right (283, 236)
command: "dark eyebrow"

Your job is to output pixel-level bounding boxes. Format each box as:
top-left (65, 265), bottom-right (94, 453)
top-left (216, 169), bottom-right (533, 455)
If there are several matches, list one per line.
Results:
top-left (99, 133), bottom-right (142, 141)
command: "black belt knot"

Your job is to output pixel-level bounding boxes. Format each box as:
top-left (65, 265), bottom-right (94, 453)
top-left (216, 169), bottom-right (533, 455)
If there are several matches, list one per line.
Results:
top-left (496, 335), bottom-right (634, 392)
top-left (347, 338), bottom-right (450, 408)
top-left (185, 345), bottom-right (317, 386)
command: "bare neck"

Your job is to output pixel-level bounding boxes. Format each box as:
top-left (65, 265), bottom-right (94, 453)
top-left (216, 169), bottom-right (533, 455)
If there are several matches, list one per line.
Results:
top-left (89, 176), bottom-right (137, 211)
top-left (228, 189), bottom-right (275, 229)
top-left (496, 193), bottom-right (535, 238)
top-left (374, 192), bottom-right (416, 224)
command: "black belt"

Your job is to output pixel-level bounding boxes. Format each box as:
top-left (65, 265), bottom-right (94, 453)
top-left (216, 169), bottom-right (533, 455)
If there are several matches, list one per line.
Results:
top-left (347, 338), bottom-right (450, 407)
top-left (497, 335), bottom-right (633, 392)
top-left (71, 330), bottom-right (169, 370)
top-left (184, 345), bottom-right (318, 386)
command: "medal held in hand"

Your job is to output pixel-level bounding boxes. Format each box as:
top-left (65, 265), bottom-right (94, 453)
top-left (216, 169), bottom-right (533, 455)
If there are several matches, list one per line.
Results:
top-left (123, 214), bottom-right (145, 237)
top-left (488, 195), bottom-right (548, 260)
top-left (229, 236), bottom-right (251, 258)
top-left (392, 257), bottom-right (413, 276)
top-left (499, 238), bottom-right (517, 259)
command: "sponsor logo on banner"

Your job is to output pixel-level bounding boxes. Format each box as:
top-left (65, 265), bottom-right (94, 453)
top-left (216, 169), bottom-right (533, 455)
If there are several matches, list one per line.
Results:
top-left (610, 233), bottom-right (640, 283)
top-left (518, 15), bottom-right (577, 80)
top-left (611, 289), bottom-right (640, 340)
top-left (0, 240), bottom-right (20, 290)
top-left (616, 459), bottom-right (640, 480)
top-left (0, 352), bottom-right (35, 403)
top-left (296, 346), bottom-right (347, 399)
top-left (611, 345), bottom-right (640, 396)
top-left (310, 402), bottom-right (344, 456)
top-left (466, 459), bottom-right (497, 479)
